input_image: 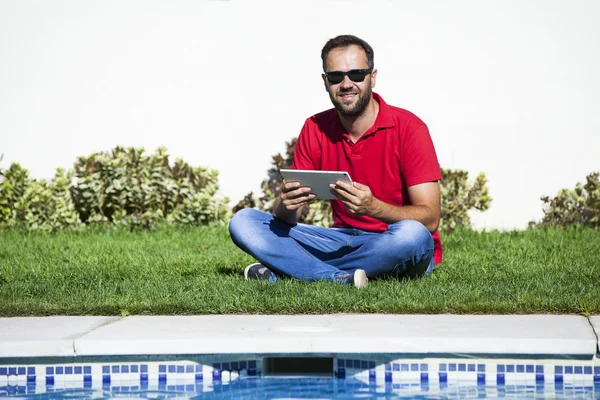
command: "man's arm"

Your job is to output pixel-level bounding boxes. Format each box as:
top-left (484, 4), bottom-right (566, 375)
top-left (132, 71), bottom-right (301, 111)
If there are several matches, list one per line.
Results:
top-left (371, 182), bottom-right (440, 232)
top-left (330, 181), bottom-right (441, 233)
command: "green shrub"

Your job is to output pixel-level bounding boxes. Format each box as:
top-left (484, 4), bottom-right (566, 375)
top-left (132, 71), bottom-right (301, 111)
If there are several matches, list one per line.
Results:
top-left (233, 138), bottom-right (492, 230)
top-left (440, 168), bottom-right (492, 231)
top-left (1, 161), bottom-right (31, 229)
top-left (529, 172), bottom-right (600, 229)
top-left (0, 162), bottom-right (81, 231)
top-left (71, 146), bottom-right (230, 229)
top-left (0, 147), bottom-right (230, 230)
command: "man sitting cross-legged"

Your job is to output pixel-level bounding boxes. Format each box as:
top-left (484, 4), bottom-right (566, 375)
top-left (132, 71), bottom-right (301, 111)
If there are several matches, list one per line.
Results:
top-left (229, 34), bottom-right (443, 288)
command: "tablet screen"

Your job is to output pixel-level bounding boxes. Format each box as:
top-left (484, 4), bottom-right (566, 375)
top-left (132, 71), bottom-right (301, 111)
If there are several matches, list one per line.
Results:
top-left (279, 169), bottom-right (353, 200)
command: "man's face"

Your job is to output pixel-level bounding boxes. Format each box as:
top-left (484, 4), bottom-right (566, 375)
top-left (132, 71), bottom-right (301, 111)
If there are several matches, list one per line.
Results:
top-left (323, 45), bottom-right (377, 118)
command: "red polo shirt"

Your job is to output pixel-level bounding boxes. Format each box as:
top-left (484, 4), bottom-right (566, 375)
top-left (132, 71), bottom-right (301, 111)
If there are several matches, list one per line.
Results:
top-left (291, 92), bottom-right (443, 264)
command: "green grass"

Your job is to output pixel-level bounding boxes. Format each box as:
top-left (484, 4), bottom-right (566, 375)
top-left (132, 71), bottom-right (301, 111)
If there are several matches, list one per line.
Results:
top-left (0, 227), bottom-right (598, 316)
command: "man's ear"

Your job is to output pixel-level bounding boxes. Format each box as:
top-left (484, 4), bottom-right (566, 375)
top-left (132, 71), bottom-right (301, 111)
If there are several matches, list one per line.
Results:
top-left (371, 69), bottom-right (377, 88)
top-left (322, 74), bottom-right (329, 92)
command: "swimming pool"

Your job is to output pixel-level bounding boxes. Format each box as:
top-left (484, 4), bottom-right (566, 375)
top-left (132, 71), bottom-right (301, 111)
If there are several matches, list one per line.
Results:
top-left (1, 354), bottom-right (599, 399)
top-left (2, 376), bottom-right (600, 399)
top-left (2, 315), bottom-right (599, 398)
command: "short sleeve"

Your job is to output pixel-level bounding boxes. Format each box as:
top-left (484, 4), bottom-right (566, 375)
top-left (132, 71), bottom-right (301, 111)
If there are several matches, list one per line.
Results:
top-left (291, 120), bottom-right (319, 170)
top-left (401, 124), bottom-right (442, 186)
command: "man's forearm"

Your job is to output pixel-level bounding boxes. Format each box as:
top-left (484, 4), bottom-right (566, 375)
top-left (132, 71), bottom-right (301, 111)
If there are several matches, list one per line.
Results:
top-left (370, 199), bottom-right (440, 233)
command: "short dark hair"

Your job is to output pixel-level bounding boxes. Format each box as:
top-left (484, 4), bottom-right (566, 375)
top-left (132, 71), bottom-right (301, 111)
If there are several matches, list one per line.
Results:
top-left (321, 34), bottom-right (374, 72)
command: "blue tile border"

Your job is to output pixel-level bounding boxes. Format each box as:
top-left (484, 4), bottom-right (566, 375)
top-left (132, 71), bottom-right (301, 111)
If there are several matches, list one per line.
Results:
top-left (337, 356), bottom-right (600, 387)
top-left (0, 356), bottom-right (598, 388)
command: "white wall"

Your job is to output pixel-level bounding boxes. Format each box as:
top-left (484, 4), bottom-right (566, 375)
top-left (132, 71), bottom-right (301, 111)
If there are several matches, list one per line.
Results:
top-left (1, 0), bottom-right (599, 230)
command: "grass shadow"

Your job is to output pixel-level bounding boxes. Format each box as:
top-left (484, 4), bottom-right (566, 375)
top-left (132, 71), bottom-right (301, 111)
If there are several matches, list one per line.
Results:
top-left (216, 265), bottom-right (242, 277)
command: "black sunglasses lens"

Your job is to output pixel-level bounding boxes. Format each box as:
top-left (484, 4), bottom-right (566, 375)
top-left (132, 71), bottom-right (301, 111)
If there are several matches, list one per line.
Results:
top-left (347, 71), bottom-right (368, 82)
top-left (327, 73), bottom-right (344, 85)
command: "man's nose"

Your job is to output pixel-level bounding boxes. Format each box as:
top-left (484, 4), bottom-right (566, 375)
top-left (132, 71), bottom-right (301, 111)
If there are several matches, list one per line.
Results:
top-left (340, 75), bottom-right (354, 88)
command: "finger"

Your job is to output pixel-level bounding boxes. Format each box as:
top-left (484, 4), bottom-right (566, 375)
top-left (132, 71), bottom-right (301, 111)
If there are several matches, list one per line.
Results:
top-left (281, 180), bottom-right (301, 193)
top-left (287, 202), bottom-right (306, 210)
top-left (328, 187), bottom-right (345, 200)
top-left (286, 196), bottom-right (315, 210)
top-left (331, 180), bottom-right (357, 193)
top-left (329, 185), bottom-right (358, 203)
top-left (339, 200), bottom-right (357, 213)
top-left (286, 202), bottom-right (304, 210)
top-left (295, 193), bottom-right (316, 204)
top-left (329, 189), bottom-right (343, 202)
top-left (282, 186), bottom-right (312, 200)
top-left (285, 193), bottom-right (315, 206)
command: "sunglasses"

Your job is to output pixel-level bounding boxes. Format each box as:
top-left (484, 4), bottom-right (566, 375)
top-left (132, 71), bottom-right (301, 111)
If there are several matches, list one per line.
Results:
top-left (324, 69), bottom-right (372, 85)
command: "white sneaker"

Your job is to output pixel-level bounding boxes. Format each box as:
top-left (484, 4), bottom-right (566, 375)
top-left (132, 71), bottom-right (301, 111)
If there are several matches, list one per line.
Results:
top-left (352, 269), bottom-right (368, 289)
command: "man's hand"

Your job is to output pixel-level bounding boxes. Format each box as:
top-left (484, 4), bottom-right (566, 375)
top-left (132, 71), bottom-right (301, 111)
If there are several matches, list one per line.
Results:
top-left (330, 180), bottom-right (441, 233)
top-left (272, 180), bottom-right (316, 225)
top-left (280, 180), bottom-right (316, 211)
top-left (329, 181), bottom-right (379, 216)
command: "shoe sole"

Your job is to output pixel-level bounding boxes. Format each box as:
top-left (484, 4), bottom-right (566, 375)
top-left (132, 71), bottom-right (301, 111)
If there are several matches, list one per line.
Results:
top-left (353, 269), bottom-right (368, 288)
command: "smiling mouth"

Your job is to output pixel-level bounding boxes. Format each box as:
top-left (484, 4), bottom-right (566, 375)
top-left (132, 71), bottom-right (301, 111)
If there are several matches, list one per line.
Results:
top-left (339, 93), bottom-right (357, 99)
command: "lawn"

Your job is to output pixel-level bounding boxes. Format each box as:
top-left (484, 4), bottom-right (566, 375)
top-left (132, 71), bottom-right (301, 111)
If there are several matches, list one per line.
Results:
top-left (0, 226), bottom-right (598, 316)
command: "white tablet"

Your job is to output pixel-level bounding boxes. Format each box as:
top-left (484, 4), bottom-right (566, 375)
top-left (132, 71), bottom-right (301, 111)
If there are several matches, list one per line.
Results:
top-left (279, 169), bottom-right (353, 200)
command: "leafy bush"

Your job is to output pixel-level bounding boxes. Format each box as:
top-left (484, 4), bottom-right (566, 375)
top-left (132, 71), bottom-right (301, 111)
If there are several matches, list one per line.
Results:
top-left (0, 160), bottom-right (26, 229)
top-left (233, 139), bottom-right (492, 230)
top-left (529, 172), bottom-right (600, 229)
top-left (0, 161), bottom-right (81, 231)
top-left (0, 147), bottom-right (230, 230)
top-left (440, 168), bottom-right (492, 231)
top-left (71, 146), bottom-right (230, 229)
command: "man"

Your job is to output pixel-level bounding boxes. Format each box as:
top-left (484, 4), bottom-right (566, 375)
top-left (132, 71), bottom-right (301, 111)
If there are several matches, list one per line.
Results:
top-left (229, 35), bottom-right (442, 288)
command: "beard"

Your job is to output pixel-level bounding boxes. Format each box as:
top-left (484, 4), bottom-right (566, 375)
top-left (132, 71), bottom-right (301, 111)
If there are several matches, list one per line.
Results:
top-left (329, 84), bottom-right (372, 118)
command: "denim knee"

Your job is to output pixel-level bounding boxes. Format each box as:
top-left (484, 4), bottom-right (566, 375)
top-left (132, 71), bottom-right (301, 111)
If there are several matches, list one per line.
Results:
top-left (384, 220), bottom-right (434, 278)
top-left (228, 208), bottom-right (268, 244)
top-left (386, 220), bottom-right (434, 250)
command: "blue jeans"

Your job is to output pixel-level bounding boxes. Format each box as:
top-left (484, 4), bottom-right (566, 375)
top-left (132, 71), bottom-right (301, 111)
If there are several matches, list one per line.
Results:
top-left (228, 208), bottom-right (435, 283)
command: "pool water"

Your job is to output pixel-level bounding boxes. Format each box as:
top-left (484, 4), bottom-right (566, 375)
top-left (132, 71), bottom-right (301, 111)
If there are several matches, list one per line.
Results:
top-left (2, 376), bottom-right (600, 399)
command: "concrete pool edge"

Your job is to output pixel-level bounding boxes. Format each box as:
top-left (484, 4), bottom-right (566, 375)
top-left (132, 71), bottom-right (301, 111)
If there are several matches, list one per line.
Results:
top-left (1, 314), bottom-right (599, 359)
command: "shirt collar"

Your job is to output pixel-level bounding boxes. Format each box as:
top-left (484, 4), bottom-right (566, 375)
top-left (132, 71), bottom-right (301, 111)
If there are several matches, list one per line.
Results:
top-left (372, 92), bottom-right (395, 130)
